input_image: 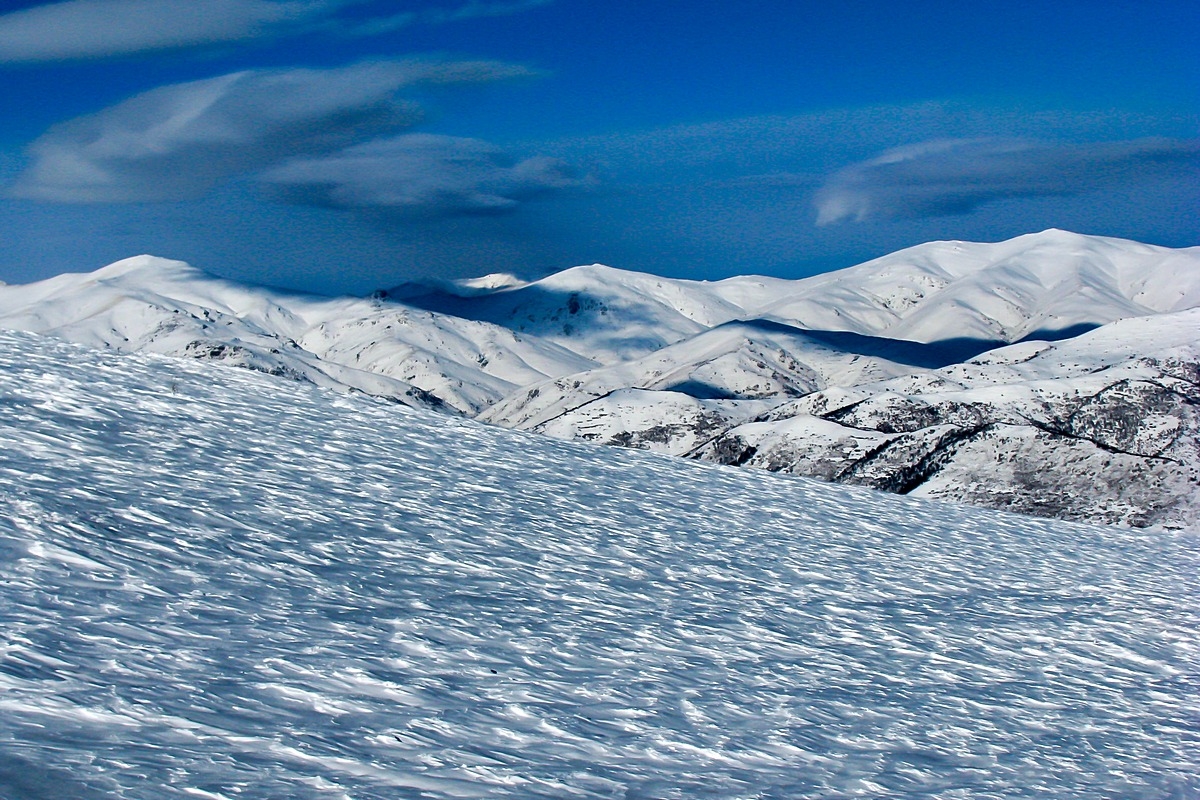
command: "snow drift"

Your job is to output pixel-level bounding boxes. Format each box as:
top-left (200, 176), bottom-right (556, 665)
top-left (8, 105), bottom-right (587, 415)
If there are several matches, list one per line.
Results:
top-left (0, 329), bottom-right (1196, 798)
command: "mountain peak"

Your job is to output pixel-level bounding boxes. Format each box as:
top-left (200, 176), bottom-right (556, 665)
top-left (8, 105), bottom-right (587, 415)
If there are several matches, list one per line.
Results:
top-left (91, 254), bottom-right (201, 281)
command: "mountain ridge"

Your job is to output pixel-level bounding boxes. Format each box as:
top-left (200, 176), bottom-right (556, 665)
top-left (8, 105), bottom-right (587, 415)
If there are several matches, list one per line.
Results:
top-left (1, 230), bottom-right (1197, 527)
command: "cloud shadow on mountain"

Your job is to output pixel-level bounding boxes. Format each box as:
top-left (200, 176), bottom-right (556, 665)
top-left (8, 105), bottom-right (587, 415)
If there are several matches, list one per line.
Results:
top-left (396, 282), bottom-right (1102, 369)
top-left (742, 320), bottom-right (1102, 369)
top-left (387, 282), bottom-right (680, 334)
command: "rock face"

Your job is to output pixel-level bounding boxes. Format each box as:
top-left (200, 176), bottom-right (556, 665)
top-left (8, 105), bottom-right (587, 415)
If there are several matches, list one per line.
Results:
top-left (694, 370), bottom-right (1197, 528)
top-left (2, 230), bottom-right (1198, 527)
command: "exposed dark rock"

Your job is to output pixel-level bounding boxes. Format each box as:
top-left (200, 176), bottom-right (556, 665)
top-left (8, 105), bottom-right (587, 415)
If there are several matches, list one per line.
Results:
top-left (836, 424), bottom-right (993, 494)
top-left (699, 436), bottom-right (759, 467)
top-left (675, 359), bottom-right (1200, 527)
top-left (606, 412), bottom-right (730, 450)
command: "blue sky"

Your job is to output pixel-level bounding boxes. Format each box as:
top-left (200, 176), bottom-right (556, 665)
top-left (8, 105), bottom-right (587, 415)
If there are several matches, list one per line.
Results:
top-left (0, 0), bottom-right (1197, 294)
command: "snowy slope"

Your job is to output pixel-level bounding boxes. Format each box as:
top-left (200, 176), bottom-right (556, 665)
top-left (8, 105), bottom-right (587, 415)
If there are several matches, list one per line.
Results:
top-left (0, 329), bottom-right (1196, 799)
top-left (479, 320), bottom-right (932, 443)
top-left (754, 229), bottom-right (1200, 342)
top-left (407, 229), bottom-right (1200, 347)
top-left (695, 308), bottom-right (1200, 527)
top-left (393, 263), bottom-right (732, 365)
top-left (0, 256), bottom-right (597, 415)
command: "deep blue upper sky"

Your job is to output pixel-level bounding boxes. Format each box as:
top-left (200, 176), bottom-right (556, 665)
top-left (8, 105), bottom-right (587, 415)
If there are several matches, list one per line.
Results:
top-left (1, 0), bottom-right (1197, 293)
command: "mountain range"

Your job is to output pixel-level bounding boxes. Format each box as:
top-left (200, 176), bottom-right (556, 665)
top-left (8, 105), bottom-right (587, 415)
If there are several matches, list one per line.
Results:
top-left (2, 229), bottom-right (1197, 528)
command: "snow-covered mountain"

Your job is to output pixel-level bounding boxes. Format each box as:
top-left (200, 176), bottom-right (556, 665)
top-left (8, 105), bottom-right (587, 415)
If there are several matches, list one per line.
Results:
top-left (692, 309), bottom-right (1200, 527)
top-left (1, 328), bottom-right (1195, 799)
top-left (405, 228), bottom-right (1200, 350)
top-left (0, 255), bottom-right (596, 415)
top-left (1, 229), bottom-right (1198, 526)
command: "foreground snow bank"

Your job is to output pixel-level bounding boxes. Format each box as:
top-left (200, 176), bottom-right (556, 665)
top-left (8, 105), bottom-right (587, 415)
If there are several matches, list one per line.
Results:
top-left (0, 330), bottom-right (1195, 799)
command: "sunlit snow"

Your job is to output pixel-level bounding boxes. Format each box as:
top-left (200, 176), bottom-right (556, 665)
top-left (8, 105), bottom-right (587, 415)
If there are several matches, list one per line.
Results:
top-left (0, 330), bottom-right (1196, 799)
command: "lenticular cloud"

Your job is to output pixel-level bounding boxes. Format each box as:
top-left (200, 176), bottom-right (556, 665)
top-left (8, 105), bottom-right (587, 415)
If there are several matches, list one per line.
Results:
top-left (0, 0), bottom-right (559, 63)
top-left (0, 0), bottom-right (326, 62)
top-left (814, 136), bottom-right (1200, 224)
top-left (262, 133), bottom-right (583, 216)
top-left (10, 59), bottom-right (534, 203)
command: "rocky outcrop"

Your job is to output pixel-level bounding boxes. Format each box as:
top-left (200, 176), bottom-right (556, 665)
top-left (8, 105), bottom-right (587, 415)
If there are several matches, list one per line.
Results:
top-left (688, 342), bottom-right (1200, 528)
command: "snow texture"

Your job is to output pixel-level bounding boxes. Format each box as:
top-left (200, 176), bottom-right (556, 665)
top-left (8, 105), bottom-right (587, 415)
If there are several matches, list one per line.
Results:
top-left (0, 329), bottom-right (1196, 799)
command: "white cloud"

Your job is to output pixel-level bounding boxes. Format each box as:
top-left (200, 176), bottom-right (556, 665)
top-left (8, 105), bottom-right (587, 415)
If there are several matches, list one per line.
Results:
top-left (261, 133), bottom-right (584, 216)
top-left (0, 0), bottom-right (334, 61)
top-left (0, 0), bottom-right (558, 62)
top-left (343, 0), bottom-right (556, 36)
top-left (10, 59), bottom-right (535, 202)
top-left (814, 137), bottom-right (1200, 225)
top-left (538, 102), bottom-right (1200, 184)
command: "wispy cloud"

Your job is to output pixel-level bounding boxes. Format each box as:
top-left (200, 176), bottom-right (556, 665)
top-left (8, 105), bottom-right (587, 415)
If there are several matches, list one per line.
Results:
top-left (0, 0), bottom-right (332, 62)
top-left (10, 59), bottom-right (534, 202)
top-left (0, 0), bottom-right (557, 62)
top-left (341, 0), bottom-right (556, 37)
top-left (539, 102), bottom-right (1200, 184)
top-left (814, 137), bottom-right (1200, 225)
top-left (262, 133), bottom-right (583, 217)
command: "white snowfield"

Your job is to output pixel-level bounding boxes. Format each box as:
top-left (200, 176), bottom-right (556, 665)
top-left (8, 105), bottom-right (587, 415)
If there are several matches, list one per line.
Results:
top-left (1, 228), bottom-right (1198, 526)
top-left (0, 329), bottom-right (1196, 799)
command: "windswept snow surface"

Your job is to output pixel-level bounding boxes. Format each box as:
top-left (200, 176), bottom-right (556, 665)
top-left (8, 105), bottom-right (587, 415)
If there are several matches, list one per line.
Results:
top-left (0, 330), bottom-right (1197, 799)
